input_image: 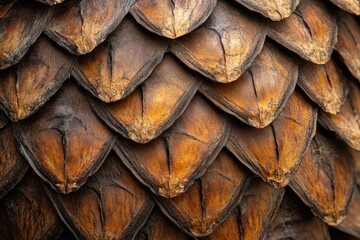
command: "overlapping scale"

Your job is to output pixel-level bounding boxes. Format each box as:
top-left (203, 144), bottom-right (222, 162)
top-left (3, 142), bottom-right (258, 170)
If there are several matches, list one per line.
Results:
top-left (290, 132), bottom-right (356, 225)
top-left (298, 58), bottom-right (349, 114)
top-left (114, 95), bottom-right (231, 197)
top-left (0, 0), bottom-right (359, 238)
top-left (13, 82), bottom-right (117, 194)
top-left (319, 80), bottom-right (360, 150)
top-left (328, 0), bottom-right (360, 15)
top-left (200, 41), bottom-right (298, 128)
top-left (135, 208), bottom-right (190, 240)
top-left (45, 152), bottom-right (154, 239)
top-left (264, 191), bottom-right (331, 240)
top-left (237, 178), bottom-right (284, 239)
top-left (155, 150), bottom-right (250, 237)
top-left (335, 11), bottom-right (360, 81)
top-left (227, 90), bottom-right (317, 188)
top-left (206, 207), bottom-right (242, 240)
top-left (208, 178), bottom-right (284, 240)
top-left (0, 125), bottom-right (28, 198)
top-left (0, 36), bottom-right (75, 121)
top-left (130, 0), bottom-right (217, 39)
top-left (0, 173), bottom-right (64, 239)
top-left (45, 0), bottom-right (134, 55)
top-left (171, 0), bottom-right (267, 83)
top-left (268, 0), bottom-right (337, 64)
top-left (0, 1), bottom-right (53, 69)
top-left (232, 0), bottom-right (300, 21)
top-left (73, 16), bottom-right (169, 103)
top-left (91, 55), bottom-right (202, 143)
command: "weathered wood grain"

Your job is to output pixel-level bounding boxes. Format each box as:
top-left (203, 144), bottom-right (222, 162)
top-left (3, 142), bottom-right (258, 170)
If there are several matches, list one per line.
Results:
top-left (91, 54), bottom-right (202, 143)
top-left (227, 90), bottom-right (317, 188)
top-left (171, 0), bottom-right (267, 83)
top-left (0, 173), bottom-right (64, 240)
top-left (335, 11), bottom-right (360, 81)
top-left (319, 81), bottom-right (360, 150)
top-left (13, 82), bottom-right (117, 194)
top-left (298, 58), bottom-right (349, 114)
top-left (130, 0), bottom-right (216, 39)
top-left (0, 36), bottom-right (75, 121)
top-left (45, 152), bottom-right (155, 240)
top-left (233, 0), bottom-right (300, 20)
top-left (290, 132), bottom-right (356, 225)
top-left (73, 17), bottom-right (169, 102)
top-left (45, 0), bottom-right (134, 54)
top-left (114, 95), bottom-right (231, 198)
top-left (155, 150), bottom-right (250, 237)
top-left (0, 1), bottom-right (52, 69)
top-left (268, 0), bottom-right (337, 64)
top-left (264, 191), bottom-right (331, 240)
top-left (200, 41), bottom-right (298, 128)
top-left (0, 124), bottom-right (28, 198)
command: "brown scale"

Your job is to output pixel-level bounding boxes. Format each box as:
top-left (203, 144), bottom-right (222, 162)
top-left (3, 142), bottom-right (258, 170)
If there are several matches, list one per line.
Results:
top-left (114, 95), bottom-right (231, 198)
top-left (90, 54), bottom-right (203, 144)
top-left (13, 82), bottom-right (118, 194)
top-left (227, 90), bottom-right (317, 188)
top-left (0, 0), bottom-right (358, 238)
top-left (200, 41), bottom-right (299, 128)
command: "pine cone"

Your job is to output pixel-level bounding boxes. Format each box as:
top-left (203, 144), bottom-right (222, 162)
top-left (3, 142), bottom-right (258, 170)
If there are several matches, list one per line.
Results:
top-left (0, 0), bottom-right (359, 239)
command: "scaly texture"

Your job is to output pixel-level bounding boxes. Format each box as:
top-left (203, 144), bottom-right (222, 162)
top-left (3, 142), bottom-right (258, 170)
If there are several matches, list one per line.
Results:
top-left (0, 0), bottom-right (359, 238)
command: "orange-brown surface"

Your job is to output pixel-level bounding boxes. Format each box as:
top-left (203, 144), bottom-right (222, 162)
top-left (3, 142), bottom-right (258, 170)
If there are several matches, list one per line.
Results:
top-left (0, 0), bottom-right (359, 239)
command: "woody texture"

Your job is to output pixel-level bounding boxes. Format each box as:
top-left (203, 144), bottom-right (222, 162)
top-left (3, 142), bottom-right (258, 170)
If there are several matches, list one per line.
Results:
top-left (0, 0), bottom-right (359, 239)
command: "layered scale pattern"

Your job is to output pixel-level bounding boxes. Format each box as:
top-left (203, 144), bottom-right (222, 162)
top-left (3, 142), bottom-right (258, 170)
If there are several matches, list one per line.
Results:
top-left (0, 0), bottom-right (360, 239)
